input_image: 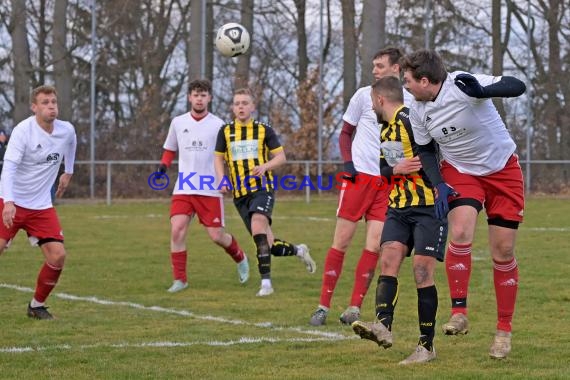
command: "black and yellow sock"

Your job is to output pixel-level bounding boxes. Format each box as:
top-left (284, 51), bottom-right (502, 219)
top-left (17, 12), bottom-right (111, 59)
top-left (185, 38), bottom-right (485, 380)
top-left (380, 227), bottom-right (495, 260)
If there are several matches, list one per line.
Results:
top-left (417, 285), bottom-right (438, 351)
top-left (253, 234), bottom-right (271, 279)
top-left (270, 238), bottom-right (297, 256)
top-left (375, 275), bottom-right (399, 330)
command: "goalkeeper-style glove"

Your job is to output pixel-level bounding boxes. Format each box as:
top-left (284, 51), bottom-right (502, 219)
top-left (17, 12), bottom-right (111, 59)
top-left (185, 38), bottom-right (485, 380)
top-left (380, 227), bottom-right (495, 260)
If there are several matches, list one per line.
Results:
top-left (158, 164), bottom-right (167, 175)
top-left (342, 161), bottom-right (358, 183)
top-left (454, 73), bottom-right (487, 98)
top-left (434, 182), bottom-right (459, 220)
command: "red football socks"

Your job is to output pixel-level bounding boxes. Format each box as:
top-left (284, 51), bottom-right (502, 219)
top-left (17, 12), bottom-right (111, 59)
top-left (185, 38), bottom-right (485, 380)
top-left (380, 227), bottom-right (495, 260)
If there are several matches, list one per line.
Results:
top-left (446, 242), bottom-right (472, 315)
top-left (349, 249), bottom-right (379, 307)
top-left (224, 235), bottom-right (245, 263)
top-left (171, 250), bottom-right (187, 282)
top-left (318, 248), bottom-right (345, 308)
top-left (493, 257), bottom-right (519, 332)
top-left (34, 262), bottom-right (63, 303)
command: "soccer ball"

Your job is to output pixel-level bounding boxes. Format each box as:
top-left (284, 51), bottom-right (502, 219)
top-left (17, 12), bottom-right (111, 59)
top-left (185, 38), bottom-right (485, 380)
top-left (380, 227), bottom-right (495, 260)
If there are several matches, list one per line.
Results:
top-left (215, 23), bottom-right (250, 57)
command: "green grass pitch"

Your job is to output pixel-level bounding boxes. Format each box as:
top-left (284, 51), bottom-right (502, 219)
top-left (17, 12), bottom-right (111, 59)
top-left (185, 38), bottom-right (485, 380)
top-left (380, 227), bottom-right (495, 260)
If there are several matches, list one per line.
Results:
top-left (0, 196), bottom-right (568, 379)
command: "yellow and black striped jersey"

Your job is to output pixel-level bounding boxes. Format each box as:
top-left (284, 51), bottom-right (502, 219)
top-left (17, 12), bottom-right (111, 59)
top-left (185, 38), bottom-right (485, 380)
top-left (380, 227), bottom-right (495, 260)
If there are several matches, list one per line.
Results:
top-left (215, 118), bottom-right (283, 198)
top-left (380, 105), bottom-right (435, 208)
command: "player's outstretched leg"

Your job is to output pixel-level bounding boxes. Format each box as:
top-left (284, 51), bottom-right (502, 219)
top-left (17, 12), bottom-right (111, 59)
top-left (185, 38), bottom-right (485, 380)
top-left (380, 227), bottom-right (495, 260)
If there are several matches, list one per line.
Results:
top-left (271, 239), bottom-right (316, 274)
top-left (351, 320), bottom-right (393, 349)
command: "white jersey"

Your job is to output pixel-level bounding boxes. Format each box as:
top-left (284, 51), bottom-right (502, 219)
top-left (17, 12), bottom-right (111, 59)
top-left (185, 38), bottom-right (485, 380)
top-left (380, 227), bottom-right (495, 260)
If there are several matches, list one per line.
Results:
top-left (409, 72), bottom-right (516, 176)
top-left (163, 112), bottom-right (223, 196)
top-left (403, 88), bottom-right (414, 107)
top-left (343, 85), bottom-right (413, 176)
top-left (342, 86), bottom-right (381, 176)
top-left (0, 116), bottom-right (76, 209)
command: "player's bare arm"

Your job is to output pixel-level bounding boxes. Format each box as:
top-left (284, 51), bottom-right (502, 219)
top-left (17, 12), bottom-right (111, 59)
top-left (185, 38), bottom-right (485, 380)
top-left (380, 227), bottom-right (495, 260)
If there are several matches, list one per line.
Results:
top-left (252, 150), bottom-right (286, 176)
top-left (2, 201), bottom-right (16, 229)
top-left (214, 154), bottom-right (229, 194)
top-left (56, 173), bottom-right (73, 198)
top-left (393, 156), bottom-right (422, 175)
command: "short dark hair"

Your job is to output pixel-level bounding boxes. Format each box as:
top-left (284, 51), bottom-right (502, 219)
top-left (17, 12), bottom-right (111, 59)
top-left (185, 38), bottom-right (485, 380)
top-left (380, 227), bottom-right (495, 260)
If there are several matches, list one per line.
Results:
top-left (31, 85), bottom-right (57, 104)
top-left (371, 76), bottom-right (404, 103)
top-left (188, 79), bottom-right (212, 94)
top-left (373, 46), bottom-right (406, 65)
top-left (399, 49), bottom-right (447, 84)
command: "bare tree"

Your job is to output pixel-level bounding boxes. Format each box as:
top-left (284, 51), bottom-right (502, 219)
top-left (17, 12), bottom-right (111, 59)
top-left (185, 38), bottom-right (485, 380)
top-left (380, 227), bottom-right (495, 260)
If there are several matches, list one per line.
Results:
top-left (507, 0), bottom-right (569, 189)
top-left (341, 0), bottom-right (356, 109)
top-left (189, 0), bottom-right (205, 82)
top-left (53, 0), bottom-right (72, 121)
top-left (294, 0), bottom-right (309, 82)
top-left (9, 0), bottom-right (34, 123)
top-left (235, 0), bottom-right (254, 88)
top-left (205, 0), bottom-right (214, 83)
top-left (492, 0), bottom-right (508, 119)
top-left (359, 0), bottom-right (386, 86)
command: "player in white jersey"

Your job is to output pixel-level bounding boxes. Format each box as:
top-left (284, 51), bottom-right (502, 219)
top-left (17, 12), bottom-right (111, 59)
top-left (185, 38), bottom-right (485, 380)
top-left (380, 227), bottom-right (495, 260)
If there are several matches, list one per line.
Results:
top-left (0, 85), bottom-right (77, 320)
top-left (157, 79), bottom-right (249, 293)
top-left (310, 47), bottom-right (413, 326)
top-left (401, 50), bottom-right (526, 359)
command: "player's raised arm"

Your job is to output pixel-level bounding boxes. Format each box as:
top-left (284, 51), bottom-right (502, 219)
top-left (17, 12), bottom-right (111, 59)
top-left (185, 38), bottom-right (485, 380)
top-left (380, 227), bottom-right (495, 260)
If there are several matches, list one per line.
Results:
top-left (454, 73), bottom-right (526, 99)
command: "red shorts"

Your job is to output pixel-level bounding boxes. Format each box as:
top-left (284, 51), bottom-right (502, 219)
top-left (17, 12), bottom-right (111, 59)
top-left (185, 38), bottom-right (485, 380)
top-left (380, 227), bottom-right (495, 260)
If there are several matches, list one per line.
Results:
top-left (170, 194), bottom-right (225, 227)
top-left (336, 173), bottom-right (389, 222)
top-left (0, 200), bottom-right (64, 244)
top-left (441, 155), bottom-right (525, 222)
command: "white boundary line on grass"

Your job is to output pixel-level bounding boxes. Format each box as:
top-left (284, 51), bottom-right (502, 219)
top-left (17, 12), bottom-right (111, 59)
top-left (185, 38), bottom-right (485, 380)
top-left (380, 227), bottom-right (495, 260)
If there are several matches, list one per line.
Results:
top-left (0, 336), bottom-right (341, 354)
top-left (0, 283), bottom-right (352, 342)
top-left (90, 214), bottom-right (335, 222)
top-left (89, 214), bottom-right (570, 232)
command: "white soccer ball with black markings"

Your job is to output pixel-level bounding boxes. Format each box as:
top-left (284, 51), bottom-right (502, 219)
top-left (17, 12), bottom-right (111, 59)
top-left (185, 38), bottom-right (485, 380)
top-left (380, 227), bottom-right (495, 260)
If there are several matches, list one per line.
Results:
top-left (215, 23), bottom-right (250, 57)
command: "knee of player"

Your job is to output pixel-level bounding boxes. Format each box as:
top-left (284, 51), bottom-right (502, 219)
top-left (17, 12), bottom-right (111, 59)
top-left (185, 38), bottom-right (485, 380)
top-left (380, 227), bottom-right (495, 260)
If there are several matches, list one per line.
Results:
top-left (170, 222), bottom-right (188, 239)
top-left (412, 261), bottom-right (435, 286)
top-left (46, 247), bottom-right (67, 267)
top-left (449, 224), bottom-right (475, 243)
top-left (209, 230), bottom-right (227, 245)
top-left (490, 240), bottom-right (516, 260)
top-left (379, 242), bottom-right (405, 272)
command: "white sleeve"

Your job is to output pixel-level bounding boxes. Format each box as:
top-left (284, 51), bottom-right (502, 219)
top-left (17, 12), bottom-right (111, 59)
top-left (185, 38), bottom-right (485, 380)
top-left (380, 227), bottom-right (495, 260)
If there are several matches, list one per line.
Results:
top-left (2, 126), bottom-right (25, 164)
top-left (0, 160), bottom-right (18, 202)
top-left (1, 125), bottom-right (25, 202)
top-left (64, 130), bottom-right (77, 174)
top-left (162, 121), bottom-right (178, 151)
top-left (409, 105), bottom-right (432, 145)
top-left (473, 73), bottom-right (500, 87)
top-left (342, 89), bottom-right (365, 126)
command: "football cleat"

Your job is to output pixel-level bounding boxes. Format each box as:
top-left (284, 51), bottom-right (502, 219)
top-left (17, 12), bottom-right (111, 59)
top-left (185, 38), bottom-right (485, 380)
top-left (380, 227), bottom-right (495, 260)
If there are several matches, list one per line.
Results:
top-left (352, 320), bottom-right (393, 349)
top-left (27, 304), bottom-right (54, 320)
top-left (256, 285), bottom-right (274, 297)
top-left (237, 256), bottom-right (250, 284)
top-left (489, 330), bottom-right (512, 359)
top-left (399, 345), bottom-right (436, 365)
top-left (167, 280), bottom-right (188, 293)
top-left (309, 307), bottom-right (328, 326)
top-left (296, 244), bottom-right (316, 274)
top-left (339, 306), bottom-right (361, 325)
top-left (442, 313), bottom-right (469, 335)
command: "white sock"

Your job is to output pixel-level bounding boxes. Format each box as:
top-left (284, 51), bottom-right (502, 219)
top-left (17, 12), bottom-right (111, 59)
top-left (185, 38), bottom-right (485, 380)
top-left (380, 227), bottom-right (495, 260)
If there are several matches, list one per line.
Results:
top-left (261, 279), bottom-right (272, 288)
top-left (30, 298), bottom-right (45, 308)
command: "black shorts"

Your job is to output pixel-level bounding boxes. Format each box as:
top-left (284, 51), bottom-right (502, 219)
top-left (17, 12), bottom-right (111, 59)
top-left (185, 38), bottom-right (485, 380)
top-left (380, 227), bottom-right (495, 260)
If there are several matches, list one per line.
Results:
top-left (233, 190), bottom-right (275, 234)
top-left (380, 206), bottom-right (448, 262)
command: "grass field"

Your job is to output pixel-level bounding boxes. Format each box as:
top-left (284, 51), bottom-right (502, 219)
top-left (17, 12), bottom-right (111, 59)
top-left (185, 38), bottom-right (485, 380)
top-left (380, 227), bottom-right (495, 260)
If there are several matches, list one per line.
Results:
top-left (0, 196), bottom-right (569, 379)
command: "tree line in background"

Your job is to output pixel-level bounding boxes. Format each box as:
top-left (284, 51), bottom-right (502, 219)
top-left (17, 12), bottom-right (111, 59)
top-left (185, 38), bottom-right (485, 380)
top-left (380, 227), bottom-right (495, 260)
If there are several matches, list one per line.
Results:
top-left (0, 0), bottom-right (568, 195)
